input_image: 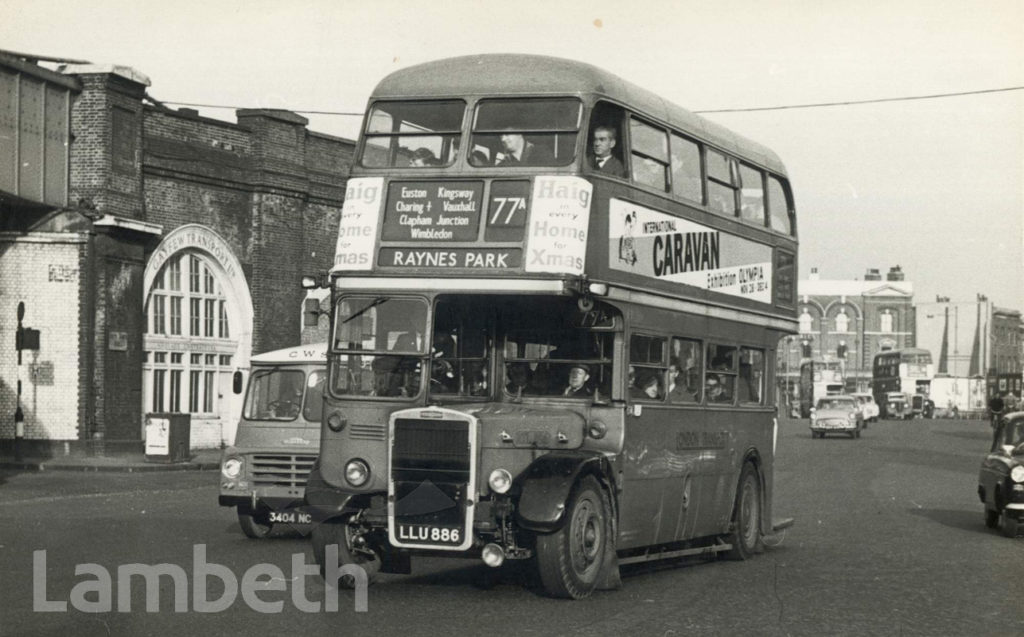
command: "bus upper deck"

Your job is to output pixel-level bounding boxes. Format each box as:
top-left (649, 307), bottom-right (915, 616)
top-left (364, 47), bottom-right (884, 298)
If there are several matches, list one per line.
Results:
top-left (331, 54), bottom-right (797, 327)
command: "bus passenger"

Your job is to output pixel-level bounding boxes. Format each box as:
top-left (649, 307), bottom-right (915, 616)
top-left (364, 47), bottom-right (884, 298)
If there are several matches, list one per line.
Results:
top-left (641, 374), bottom-right (662, 400)
top-left (562, 364), bottom-right (591, 397)
top-left (667, 360), bottom-right (694, 402)
top-left (506, 362), bottom-right (532, 399)
top-left (410, 147), bottom-right (440, 167)
top-left (591, 125), bottom-right (626, 177)
top-left (706, 374), bottom-right (731, 403)
top-left (498, 133), bottom-right (541, 165)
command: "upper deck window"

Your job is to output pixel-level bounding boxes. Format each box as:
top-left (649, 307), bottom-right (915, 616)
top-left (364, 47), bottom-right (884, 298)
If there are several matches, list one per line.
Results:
top-left (707, 149), bottom-right (739, 216)
top-left (629, 119), bottom-right (669, 192)
top-left (361, 100), bottom-right (465, 168)
top-left (670, 133), bottom-right (702, 203)
top-left (767, 175), bottom-right (793, 235)
top-left (470, 98), bottom-right (581, 167)
top-left (739, 163), bottom-right (765, 225)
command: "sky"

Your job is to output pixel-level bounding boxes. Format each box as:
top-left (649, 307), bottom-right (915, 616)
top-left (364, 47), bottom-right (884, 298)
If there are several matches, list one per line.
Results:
top-left (3, 0), bottom-right (1022, 310)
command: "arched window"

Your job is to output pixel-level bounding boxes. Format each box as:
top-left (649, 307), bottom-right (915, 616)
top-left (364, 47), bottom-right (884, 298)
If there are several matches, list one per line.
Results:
top-left (880, 310), bottom-right (893, 333)
top-left (834, 309), bottom-right (849, 333)
top-left (799, 307), bottom-right (813, 333)
top-left (145, 252), bottom-right (236, 416)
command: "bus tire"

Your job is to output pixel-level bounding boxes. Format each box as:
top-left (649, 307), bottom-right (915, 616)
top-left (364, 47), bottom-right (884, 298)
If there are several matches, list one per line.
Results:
top-left (534, 475), bottom-right (610, 599)
top-left (237, 508), bottom-right (272, 539)
top-left (724, 462), bottom-right (763, 560)
top-left (312, 515), bottom-right (381, 588)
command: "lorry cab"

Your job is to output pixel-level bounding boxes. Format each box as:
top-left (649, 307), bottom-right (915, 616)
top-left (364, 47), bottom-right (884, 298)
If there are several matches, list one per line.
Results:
top-left (219, 344), bottom-right (326, 538)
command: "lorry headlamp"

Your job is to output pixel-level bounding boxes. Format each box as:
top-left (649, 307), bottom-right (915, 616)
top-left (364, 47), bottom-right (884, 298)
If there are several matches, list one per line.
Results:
top-left (1011, 466), bottom-right (1024, 483)
top-left (222, 457), bottom-right (243, 479)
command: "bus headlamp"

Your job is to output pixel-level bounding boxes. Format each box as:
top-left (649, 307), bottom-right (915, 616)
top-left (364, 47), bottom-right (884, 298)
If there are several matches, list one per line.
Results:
top-left (345, 459), bottom-right (370, 487)
top-left (1011, 466), bottom-right (1024, 483)
top-left (222, 457), bottom-right (243, 479)
top-left (488, 469), bottom-right (512, 494)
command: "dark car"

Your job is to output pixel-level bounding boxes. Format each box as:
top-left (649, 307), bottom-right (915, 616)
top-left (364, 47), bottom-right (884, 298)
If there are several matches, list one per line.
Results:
top-left (978, 412), bottom-right (1024, 537)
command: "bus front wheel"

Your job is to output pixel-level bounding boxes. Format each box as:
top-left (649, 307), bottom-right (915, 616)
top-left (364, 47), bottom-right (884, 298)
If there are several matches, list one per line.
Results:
top-left (535, 475), bottom-right (610, 599)
top-left (724, 462), bottom-right (764, 560)
top-left (312, 514), bottom-right (382, 588)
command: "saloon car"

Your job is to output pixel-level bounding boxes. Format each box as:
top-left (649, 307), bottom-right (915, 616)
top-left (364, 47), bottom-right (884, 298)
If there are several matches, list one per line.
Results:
top-left (851, 392), bottom-right (879, 425)
top-left (809, 395), bottom-right (863, 439)
top-left (978, 411), bottom-right (1024, 537)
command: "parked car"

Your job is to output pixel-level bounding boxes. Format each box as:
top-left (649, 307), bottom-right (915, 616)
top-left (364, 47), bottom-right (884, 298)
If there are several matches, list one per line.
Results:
top-left (809, 395), bottom-right (864, 439)
top-left (851, 392), bottom-right (879, 425)
top-left (978, 412), bottom-right (1024, 537)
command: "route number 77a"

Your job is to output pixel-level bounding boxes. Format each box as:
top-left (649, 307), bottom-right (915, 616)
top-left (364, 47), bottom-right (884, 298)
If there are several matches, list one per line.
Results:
top-left (489, 197), bottom-right (527, 225)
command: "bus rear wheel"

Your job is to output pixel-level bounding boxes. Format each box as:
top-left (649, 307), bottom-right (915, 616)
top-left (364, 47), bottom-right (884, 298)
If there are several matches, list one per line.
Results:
top-left (237, 508), bottom-right (272, 539)
top-left (535, 476), bottom-right (610, 599)
top-left (724, 462), bottom-right (763, 560)
top-left (312, 514), bottom-right (382, 588)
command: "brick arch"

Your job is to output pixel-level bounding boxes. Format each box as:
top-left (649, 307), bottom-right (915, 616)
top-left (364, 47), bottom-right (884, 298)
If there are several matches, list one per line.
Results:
top-left (823, 300), bottom-right (863, 320)
top-left (798, 301), bottom-right (826, 335)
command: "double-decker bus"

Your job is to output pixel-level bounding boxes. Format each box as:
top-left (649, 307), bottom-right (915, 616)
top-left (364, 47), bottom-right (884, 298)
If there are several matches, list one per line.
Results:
top-left (303, 54), bottom-right (799, 599)
top-left (797, 357), bottom-right (844, 418)
top-left (871, 348), bottom-right (934, 418)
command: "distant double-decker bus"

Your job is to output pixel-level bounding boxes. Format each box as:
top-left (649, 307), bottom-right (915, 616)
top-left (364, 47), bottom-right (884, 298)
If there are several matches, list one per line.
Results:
top-left (303, 54), bottom-right (799, 599)
top-left (871, 348), bottom-right (934, 418)
top-left (798, 358), bottom-right (844, 418)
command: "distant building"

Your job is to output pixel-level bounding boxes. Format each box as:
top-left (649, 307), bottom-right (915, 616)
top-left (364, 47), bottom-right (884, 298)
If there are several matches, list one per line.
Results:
top-left (916, 296), bottom-right (1022, 409)
top-left (783, 266), bottom-right (915, 392)
top-left (0, 50), bottom-right (353, 455)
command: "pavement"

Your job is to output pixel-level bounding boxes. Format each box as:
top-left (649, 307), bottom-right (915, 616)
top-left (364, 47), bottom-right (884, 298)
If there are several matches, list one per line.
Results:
top-left (0, 447), bottom-right (223, 473)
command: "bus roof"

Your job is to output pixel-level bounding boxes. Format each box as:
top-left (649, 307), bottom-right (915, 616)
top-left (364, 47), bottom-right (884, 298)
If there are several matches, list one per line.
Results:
top-left (370, 54), bottom-right (787, 174)
top-left (250, 344), bottom-right (327, 365)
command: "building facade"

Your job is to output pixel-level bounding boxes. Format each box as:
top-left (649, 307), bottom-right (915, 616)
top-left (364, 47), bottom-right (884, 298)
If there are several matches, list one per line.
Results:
top-left (781, 266), bottom-right (915, 392)
top-left (1, 53), bottom-right (353, 454)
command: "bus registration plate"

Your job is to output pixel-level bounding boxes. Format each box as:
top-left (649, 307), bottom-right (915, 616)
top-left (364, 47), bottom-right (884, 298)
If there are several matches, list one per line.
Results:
top-left (396, 524), bottom-right (462, 545)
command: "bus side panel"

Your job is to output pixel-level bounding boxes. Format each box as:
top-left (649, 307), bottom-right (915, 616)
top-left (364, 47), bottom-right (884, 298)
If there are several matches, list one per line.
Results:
top-left (616, 404), bottom-right (706, 549)
top-left (706, 408), bottom-right (774, 535)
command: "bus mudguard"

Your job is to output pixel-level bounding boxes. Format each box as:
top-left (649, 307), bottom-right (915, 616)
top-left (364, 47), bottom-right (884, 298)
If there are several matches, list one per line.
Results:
top-left (515, 450), bottom-right (616, 532)
top-left (303, 460), bottom-right (364, 524)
